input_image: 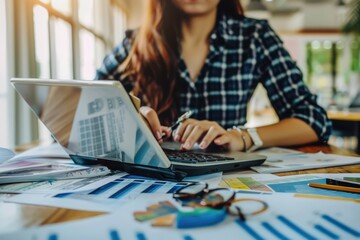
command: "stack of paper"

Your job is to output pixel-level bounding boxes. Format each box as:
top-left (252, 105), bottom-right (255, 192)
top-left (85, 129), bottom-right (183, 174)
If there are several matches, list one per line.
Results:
top-left (0, 160), bottom-right (111, 184)
top-left (0, 147), bottom-right (16, 164)
top-left (0, 143), bottom-right (111, 184)
top-left (8, 143), bottom-right (70, 162)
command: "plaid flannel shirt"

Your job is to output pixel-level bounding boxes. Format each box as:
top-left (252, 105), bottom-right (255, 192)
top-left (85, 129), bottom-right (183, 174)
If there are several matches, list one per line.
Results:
top-left (95, 15), bottom-right (331, 142)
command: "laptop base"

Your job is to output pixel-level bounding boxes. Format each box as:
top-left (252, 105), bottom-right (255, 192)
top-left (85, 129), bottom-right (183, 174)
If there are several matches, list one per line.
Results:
top-left (172, 158), bottom-right (265, 176)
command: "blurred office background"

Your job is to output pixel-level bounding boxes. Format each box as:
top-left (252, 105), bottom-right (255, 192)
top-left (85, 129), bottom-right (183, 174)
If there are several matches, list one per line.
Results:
top-left (0, 0), bottom-right (359, 151)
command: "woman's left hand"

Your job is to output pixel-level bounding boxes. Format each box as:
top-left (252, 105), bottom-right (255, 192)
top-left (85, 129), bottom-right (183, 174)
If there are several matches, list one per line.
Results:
top-left (173, 119), bottom-right (245, 151)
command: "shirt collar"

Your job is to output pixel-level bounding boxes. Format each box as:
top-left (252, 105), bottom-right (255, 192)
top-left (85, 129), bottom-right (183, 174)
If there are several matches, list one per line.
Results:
top-left (176, 14), bottom-right (239, 85)
top-left (209, 13), bottom-right (236, 58)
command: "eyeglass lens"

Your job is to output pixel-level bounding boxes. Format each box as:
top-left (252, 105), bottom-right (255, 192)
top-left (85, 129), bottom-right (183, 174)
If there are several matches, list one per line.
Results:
top-left (173, 183), bottom-right (207, 200)
top-left (200, 189), bottom-right (235, 208)
top-left (228, 198), bottom-right (268, 221)
top-left (174, 183), bottom-right (235, 208)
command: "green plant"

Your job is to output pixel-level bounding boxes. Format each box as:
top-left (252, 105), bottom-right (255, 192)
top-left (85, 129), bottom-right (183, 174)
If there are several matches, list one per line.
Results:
top-left (350, 38), bottom-right (360, 72)
top-left (342, 0), bottom-right (360, 73)
top-left (342, 0), bottom-right (360, 35)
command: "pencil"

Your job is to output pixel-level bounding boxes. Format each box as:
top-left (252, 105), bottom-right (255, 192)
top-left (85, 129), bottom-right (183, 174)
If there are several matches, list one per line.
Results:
top-left (308, 183), bottom-right (360, 194)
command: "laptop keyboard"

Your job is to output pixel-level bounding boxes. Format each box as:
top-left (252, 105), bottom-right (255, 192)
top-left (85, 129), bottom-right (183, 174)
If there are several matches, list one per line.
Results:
top-left (164, 149), bottom-right (234, 164)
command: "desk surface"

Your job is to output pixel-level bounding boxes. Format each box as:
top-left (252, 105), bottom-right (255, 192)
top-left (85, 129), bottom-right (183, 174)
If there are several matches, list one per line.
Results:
top-left (327, 109), bottom-right (360, 121)
top-left (0, 144), bottom-right (359, 234)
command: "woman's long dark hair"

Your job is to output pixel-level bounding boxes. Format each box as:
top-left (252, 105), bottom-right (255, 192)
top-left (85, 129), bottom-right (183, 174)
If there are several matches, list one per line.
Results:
top-left (120, 0), bottom-right (244, 124)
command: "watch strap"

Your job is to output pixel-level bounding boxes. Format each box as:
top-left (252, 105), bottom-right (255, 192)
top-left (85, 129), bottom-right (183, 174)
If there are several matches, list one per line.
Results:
top-left (246, 128), bottom-right (263, 152)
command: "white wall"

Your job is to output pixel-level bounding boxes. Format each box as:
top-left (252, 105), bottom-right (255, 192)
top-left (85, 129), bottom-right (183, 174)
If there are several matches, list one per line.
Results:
top-left (244, 0), bottom-right (347, 32)
top-left (302, 0), bottom-right (346, 30)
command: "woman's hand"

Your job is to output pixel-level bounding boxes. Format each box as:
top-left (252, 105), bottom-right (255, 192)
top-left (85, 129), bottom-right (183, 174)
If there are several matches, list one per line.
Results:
top-left (174, 119), bottom-right (246, 151)
top-left (139, 106), bottom-right (171, 143)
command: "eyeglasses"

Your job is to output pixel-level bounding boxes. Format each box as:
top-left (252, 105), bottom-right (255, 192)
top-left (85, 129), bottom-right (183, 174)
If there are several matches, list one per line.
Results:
top-left (173, 182), bottom-right (235, 208)
top-left (173, 182), bottom-right (268, 221)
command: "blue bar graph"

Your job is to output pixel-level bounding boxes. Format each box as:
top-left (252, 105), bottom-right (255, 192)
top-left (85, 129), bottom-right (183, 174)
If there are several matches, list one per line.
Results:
top-left (155, 181), bottom-right (166, 184)
top-left (89, 181), bottom-right (120, 195)
top-left (183, 235), bottom-right (194, 240)
top-left (322, 214), bottom-right (360, 237)
top-left (236, 219), bottom-right (265, 240)
top-left (314, 224), bottom-right (339, 239)
top-left (277, 215), bottom-right (316, 240)
top-left (114, 178), bottom-right (125, 182)
top-left (167, 185), bottom-right (183, 193)
top-left (51, 175), bottom-right (191, 203)
top-left (136, 232), bottom-right (147, 240)
top-left (134, 179), bottom-right (145, 183)
top-left (54, 192), bottom-right (73, 198)
top-left (262, 222), bottom-right (290, 240)
top-left (109, 182), bottom-right (140, 199)
top-left (109, 230), bottom-right (121, 240)
top-left (141, 184), bottom-right (162, 193)
top-left (122, 175), bottom-right (154, 180)
top-left (48, 234), bottom-right (58, 240)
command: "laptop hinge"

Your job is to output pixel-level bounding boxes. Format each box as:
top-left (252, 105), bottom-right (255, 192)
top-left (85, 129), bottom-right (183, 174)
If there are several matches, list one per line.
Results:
top-left (69, 154), bottom-right (99, 165)
top-left (98, 159), bottom-right (187, 181)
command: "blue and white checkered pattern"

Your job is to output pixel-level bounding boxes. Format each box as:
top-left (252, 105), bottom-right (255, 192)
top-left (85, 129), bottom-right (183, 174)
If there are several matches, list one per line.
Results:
top-left (95, 15), bottom-right (331, 142)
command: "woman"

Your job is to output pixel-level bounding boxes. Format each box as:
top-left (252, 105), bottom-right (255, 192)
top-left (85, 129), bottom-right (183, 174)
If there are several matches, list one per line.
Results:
top-left (96, 0), bottom-right (331, 152)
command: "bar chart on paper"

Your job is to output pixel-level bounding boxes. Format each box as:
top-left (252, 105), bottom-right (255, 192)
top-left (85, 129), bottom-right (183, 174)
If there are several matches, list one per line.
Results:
top-left (235, 213), bottom-right (359, 240)
top-left (2, 193), bottom-right (359, 240)
top-left (53, 175), bottom-right (189, 200)
top-left (9, 174), bottom-right (189, 212)
top-left (7, 174), bottom-right (191, 212)
top-left (4, 210), bottom-right (359, 240)
top-left (43, 231), bottom-right (152, 240)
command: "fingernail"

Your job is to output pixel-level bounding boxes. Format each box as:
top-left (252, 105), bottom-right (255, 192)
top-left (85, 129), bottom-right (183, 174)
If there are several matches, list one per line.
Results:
top-left (156, 131), bottom-right (162, 140)
top-left (200, 141), bottom-right (206, 149)
top-left (183, 141), bottom-right (190, 149)
top-left (175, 135), bottom-right (180, 142)
top-left (215, 139), bottom-right (221, 144)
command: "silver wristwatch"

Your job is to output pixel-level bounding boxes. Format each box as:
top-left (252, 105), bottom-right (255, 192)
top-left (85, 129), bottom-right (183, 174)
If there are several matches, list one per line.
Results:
top-left (246, 128), bottom-right (263, 152)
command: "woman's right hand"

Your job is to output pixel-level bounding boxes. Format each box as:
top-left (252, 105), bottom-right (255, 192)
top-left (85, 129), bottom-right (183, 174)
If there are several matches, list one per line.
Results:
top-left (140, 106), bottom-right (171, 143)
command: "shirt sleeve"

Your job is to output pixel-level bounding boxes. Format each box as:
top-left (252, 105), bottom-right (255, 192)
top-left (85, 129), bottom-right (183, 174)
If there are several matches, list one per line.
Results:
top-left (94, 32), bottom-right (134, 92)
top-left (254, 20), bottom-right (332, 142)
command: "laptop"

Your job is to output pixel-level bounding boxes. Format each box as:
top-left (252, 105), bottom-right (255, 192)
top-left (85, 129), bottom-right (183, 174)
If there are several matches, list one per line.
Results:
top-left (348, 91), bottom-right (360, 112)
top-left (11, 78), bottom-right (266, 181)
top-left (329, 91), bottom-right (360, 113)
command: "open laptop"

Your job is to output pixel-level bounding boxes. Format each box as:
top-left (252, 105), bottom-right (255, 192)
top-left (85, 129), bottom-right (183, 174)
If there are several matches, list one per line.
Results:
top-left (348, 91), bottom-right (360, 112)
top-left (11, 78), bottom-right (266, 181)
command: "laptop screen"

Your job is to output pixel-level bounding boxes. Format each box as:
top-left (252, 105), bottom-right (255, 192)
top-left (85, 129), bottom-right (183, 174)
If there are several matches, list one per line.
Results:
top-left (12, 79), bottom-right (171, 169)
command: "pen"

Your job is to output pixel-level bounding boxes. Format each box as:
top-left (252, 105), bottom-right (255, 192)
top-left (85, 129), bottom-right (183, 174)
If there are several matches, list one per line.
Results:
top-left (162, 110), bottom-right (193, 138)
top-left (326, 178), bottom-right (360, 188)
top-left (308, 183), bottom-right (360, 194)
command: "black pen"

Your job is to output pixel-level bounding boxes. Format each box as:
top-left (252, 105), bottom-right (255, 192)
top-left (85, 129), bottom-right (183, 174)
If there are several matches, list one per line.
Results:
top-left (326, 178), bottom-right (360, 188)
top-left (162, 110), bottom-right (193, 138)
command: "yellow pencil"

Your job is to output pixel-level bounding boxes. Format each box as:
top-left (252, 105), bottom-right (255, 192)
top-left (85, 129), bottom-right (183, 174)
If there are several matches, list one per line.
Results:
top-left (308, 183), bottom-right (360, 194)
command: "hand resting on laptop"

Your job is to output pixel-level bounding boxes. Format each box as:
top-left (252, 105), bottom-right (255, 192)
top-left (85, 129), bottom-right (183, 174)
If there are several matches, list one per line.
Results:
top-left (140, 107), bottom-right (247, 152)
